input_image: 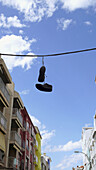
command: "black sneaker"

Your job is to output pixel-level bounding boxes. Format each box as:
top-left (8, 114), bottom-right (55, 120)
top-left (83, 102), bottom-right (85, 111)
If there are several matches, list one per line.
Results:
top-left (38, 66), bottom-right (46, 82)
top-left (35, 83), bottom-right (52, 92)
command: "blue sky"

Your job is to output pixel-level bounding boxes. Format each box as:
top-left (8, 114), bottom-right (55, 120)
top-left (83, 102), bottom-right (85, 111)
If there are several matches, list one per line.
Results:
top-left (0, 0), bottom-right (96, 169)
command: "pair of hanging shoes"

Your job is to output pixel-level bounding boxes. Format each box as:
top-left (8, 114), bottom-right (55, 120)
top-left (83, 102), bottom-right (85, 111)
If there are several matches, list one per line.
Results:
top-left (36, 66), bottom-right (52, 92)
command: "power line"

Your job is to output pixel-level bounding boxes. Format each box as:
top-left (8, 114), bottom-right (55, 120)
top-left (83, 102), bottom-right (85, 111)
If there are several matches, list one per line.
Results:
top-left (0, 47), bottom-right (96, 58)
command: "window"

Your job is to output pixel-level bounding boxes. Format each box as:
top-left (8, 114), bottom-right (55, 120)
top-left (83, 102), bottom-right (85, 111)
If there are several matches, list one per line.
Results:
top-left (27, 122), bottom-right (29, 130)
top-left (31, 127), bottom-right (33, 136)
top-left (30, 144), bottom-right (33, 154)
top-left (23, 140), bottom-right (25, 149)
top-left (36, 140), bottom-right (38, 147)
top-left (25, 158), bottom-right (28, 169)
top-left (30, 163), bottom-right (32, 170)
top-left (23, 120), bottom-right (26, 129)
top-left (26, 139), bottom-right (29, 151)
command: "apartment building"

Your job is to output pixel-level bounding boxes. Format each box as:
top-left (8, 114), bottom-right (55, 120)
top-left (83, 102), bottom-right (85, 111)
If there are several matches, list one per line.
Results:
top-left (82, 113), bottom-right (96, 170)
top-left (0, 56), bottom-right (24, 169)
top-left (7, 90), bottom-right (24, 169)
top-left (41, 153), bottom-right (52, 170)
top-left (0, 57), bottom-right (48, 170)
top-left (35, 126), bottom-right (42, 170)
top-left (0, 57), bottom-right (12, 167)
top-left (20, 107), bottom-right (36, 170)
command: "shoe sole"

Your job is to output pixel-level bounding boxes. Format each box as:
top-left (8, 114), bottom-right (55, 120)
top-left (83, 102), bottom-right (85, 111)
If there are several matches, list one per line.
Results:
top-left (35, 83), bottom-right (52, 92)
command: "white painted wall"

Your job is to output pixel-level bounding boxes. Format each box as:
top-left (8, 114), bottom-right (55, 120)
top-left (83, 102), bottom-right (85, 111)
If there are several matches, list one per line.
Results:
top-left (82, 114), bottom-right (96, 170)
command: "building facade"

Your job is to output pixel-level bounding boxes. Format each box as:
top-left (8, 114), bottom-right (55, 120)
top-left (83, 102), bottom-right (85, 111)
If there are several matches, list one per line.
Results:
top-left (82, 113), bottom-right (96, 170)
top-left (20, 107), bottom-right (36, 170)
top-left (41, 153), bottom-right (51, 170)
top-left (0, 57), bottom-right (12, 167)
top-left (0, 57), bottom-right (38, 170)
top-left (0, 56), bottom-right (25, 169)
top-left (7, 90), bottom-right (24, 169)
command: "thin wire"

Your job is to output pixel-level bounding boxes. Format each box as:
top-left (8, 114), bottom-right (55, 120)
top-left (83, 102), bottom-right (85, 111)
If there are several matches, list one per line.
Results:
top-left (0, 47), bottom-right (96, 58)
top-left (42, 57), bottom-right (44, 65)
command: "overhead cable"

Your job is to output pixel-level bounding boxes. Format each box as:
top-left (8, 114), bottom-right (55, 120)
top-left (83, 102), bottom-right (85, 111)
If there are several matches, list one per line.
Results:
top-left (0, 47), bottom-right (96, 58)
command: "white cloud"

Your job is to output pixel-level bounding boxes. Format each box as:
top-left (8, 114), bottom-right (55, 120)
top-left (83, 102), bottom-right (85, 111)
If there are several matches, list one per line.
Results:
top-left (60, 0), bottom-right (96, 11)
top-left (0, 34), bottom-right (37, 70)
top-left (19, 89), bottom-right (30, 95)
top-left (41, 130), bottom-right (55, 146)
top-left (0, 0), bottom-right (58, 22)
top-left (0, 14), bottom-right (25, 28)
top-left (0, 0), bottom-right (96, 23)
top-left (30, 115), bottom-right (44, 130)
top-left (57, 18), bottom-right (72, 30)
top-left (19, 30), bottom-right (23, 35)
top-left (29, 115), bottom-right (55, 147)
top-left (0, 34), bottom-right (30, 53)
top-left (29, 116), bottom-right (81, 154)
top-left (85, 123), bottom-right (92, 127)
top-left (84, 21), bottom-right (92, 25)
top-left (44, 140), bottom-right (82, 152)
top-left (56, 153), bottom-right (83, 169)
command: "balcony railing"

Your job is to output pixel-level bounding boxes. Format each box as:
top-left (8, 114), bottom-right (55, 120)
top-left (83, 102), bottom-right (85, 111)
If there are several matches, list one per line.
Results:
top-left (8, 157), bottom-right (20, 169)
top-left (10, 131), bottom-right (21, 147)
top-left (12, 108), bottom-right (23, 125)
top-left (0, 159), bottom-right (4, 165)
top-left (0, 111), bottom-right (7, 131)
top-left (0, 77), bottom-right (10, 104)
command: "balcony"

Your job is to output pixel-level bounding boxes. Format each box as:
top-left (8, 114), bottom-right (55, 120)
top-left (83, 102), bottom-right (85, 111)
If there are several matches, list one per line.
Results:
top-left (12, 108), bottom-right (23, 128)
top-left (0, 159), bottom-right (4, 166)
top-left (0, 149), bottom-right (4, 166)
top-left (0, 58), bottom-right (12, 84)
top-left (10, 131), bottom-right (21, 150)
top-left (13, 91), bottom-right (24, 109)
top-left (8, 157), bottom-right (20, 169)
top-left (0, 77), bottom-right (10, 107)
top-left (0, 111), bottom-right (7, 134)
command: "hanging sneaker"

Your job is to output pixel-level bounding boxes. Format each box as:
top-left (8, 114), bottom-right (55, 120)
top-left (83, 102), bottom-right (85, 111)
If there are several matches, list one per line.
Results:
top-left (38, 66), bottom-right (46, 82)
top-left (35, 83), bottom-right (52, 92)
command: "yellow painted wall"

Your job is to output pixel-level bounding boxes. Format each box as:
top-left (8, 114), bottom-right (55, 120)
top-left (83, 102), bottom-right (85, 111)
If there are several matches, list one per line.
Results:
top-left (35, 133), bottom-right (41, 170)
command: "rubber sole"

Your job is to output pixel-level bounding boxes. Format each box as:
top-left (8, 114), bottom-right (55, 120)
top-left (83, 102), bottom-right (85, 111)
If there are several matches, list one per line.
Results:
top-left (35, 83), bottom-right (52, 92)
